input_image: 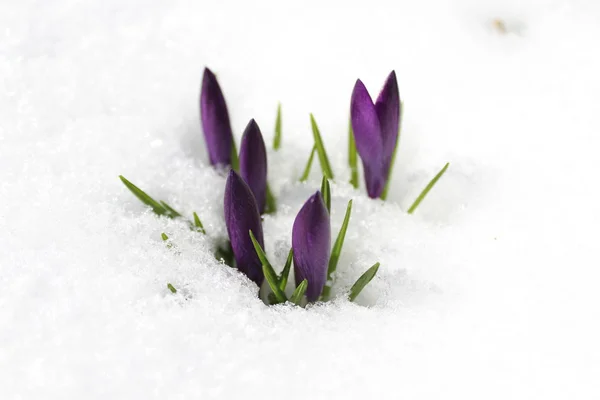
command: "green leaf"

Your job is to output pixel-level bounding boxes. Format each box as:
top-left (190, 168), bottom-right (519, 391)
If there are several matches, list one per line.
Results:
top-left (262, 264), bottom-right (287, 304)
top-left (381, 102), bottom-right (403, 201)
top-left (407, 162), bottom-right (449, 214)
top-left (119, 175), bottom-right (167, 216)
top-left (167, 283), bottom-right (177, 293)
top-left (273, 103), bottom-right (282, 150)
top-left (349, 262), bottom-right (380, 302)
top-left (309, 114), bottom-right (334, 179)
top-left (230, 138), bottom-right (239, 172)
top-left (299, 145), bottom-right (317, 182)
top-left (278, 248), bottom-right (293, 292)
top-left (160, 201), bottom-right (182, 218)
top-left (161, 232), bottom-right (174, 249)
top-left (322, 199), bottom-right (352, 301)
top-left (320, 176), bottom-right (331, 214)
top-left (264, 184), bottom-right (277, 214)
top-left (290, 279), bottom-right (308, 305)
top-left (249, 230), bottom-right (286, 303)
top-left (193, 212), bottom-right (206, 234)
top-left (348, 118), bottom-right (359, 189)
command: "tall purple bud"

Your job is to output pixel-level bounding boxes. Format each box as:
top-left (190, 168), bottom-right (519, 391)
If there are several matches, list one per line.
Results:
top-left (239, 119), bottom-right (267, 214)
top-left (224, 170), bottom-right (264, 286)
top-left (350, 71), bottom-right (400, 198)
top-left (292, 192), bottom-right (331, 302)
top-left (200, 67), bottom-right (234, 167)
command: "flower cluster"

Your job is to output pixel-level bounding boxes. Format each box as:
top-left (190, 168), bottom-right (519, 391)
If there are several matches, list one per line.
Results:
top-left (120, 66), bottom-right (449, 306)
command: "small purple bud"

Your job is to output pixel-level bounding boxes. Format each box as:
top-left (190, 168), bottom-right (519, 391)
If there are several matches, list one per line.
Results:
top-left (350, 71), bottom-right (401, 198)
top-left (239, 119), bottom-right (267, 214)
top-left (292, 192), bottom-right (331, 302)
top-left (200, 67), bottom-right (234, 167)
top-left (224, 170), bottom-right (264, 286)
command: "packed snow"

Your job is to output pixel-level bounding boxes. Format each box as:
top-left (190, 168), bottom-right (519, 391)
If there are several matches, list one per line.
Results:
top-left (1, 0), bottom-right (599, 398)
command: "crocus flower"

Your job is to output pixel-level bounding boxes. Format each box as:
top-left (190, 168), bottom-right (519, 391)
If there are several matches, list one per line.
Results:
top-left (200, 67), bottom-right (234, 167)
top-left (224, 170), bottom-right (264, 286)
top-left (239, 119), bottom-right (267, 214)
top-left (292, 192), bottom-right (331, 302)
top-left (350, 71), bottom-right (401, 198)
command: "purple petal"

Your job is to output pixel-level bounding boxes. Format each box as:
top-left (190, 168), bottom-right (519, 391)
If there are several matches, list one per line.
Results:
top-left (200, 68), bottom-right (233, 167)
top-left (224, 170), bottom-right (264, 286)
top-left (351, 79), bottom-right (384, 165)
top-left (351, 79), bottom-right (386, 198)
top-left (292, 192), bottom-right (331, 302)
top-left (239, 119), bottom-right (267, 214)
top-left (375, 71), bottom-right (401, 170)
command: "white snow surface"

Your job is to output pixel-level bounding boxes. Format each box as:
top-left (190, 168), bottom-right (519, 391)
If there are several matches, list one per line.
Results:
top-left (2, 0), bottom-right (600, 398)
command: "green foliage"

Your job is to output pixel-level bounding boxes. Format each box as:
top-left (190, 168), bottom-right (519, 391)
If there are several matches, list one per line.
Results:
top-left (349, 262), bottom-right (380, 302)
top-left (407, 162), bottom-right (450, 214)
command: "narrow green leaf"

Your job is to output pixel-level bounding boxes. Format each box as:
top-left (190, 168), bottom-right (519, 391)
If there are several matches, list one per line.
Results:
top-left (264, 184), bottom-right (277, 214)
top-left (407, 162), bottom-right (450, 214)
top-left (193, 212), bottom-right (206, 234)
top-left (299, 145), bottom-right (317, 182)
top-left (160, 201), bottom-right (182, 218)
top-left (309, 114), bottom-right (334, 179)
top-left (230, 139), bottom-right (239, 172)
top-left (161, 232), bottom-right (174, 249)
top-left (322, 199), bottom-right (352, 301)
top-left (348, 118), bottom-right (359, 189)
top-left (167, 283), bottom-right (177, 293)
top-left (119, 175), bottom-right (167, 216)
top-left (290, 279), bottom-right (308, 305)
top-left (278, 248), bottom-right (293, 291)
top-left (262, 264), bottom-right (287, 304)
top-left (273, 103), bottom-right (282, 150)
top-left (320, 176), bottom-right (331, 214)
top-left (349, 262), bottom-right (380, 302)
top-left (381, 102), bottom-right (403, 201)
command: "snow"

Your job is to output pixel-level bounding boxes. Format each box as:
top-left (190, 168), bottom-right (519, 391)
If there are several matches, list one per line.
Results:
top-left (2, 0), bottom-right (600, 398)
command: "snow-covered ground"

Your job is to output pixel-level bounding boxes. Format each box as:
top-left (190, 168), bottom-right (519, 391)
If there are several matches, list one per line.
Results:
top-left (2, 0), bottom-right (600, 398)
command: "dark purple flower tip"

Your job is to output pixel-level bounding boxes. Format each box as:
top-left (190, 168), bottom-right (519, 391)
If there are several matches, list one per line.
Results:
top-left (375, 71), bottom-right (400, 166)
top-left (350, 71), bottom-right (401, 199)
top-left (239, 119), bottom-right (267, 214)
top-left (292, 192), bottom-right (331, 302)
top-left (200, 67), bottom-right (234, 167)
top-left (224, 170), bottom-right (264, 286)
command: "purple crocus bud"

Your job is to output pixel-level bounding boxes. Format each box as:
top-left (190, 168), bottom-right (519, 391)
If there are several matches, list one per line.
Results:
top-left (350, 71), bottom-right (400, 198)
top-left (200, 67), bottom-right (234, 167)
top-left (224, 170), bottom-right (264, 286)
top-left (239, 119), bottom-right (267, 214)
top-left (292, 192), bottom-right (331, 302)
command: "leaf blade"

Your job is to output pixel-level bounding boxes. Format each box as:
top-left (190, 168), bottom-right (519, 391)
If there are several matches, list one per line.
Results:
top-left (119, 175), bottom-right (167, 216)
top-left (349, 262), bottom-right (380, 302)
top-left (322, 199), bottom-right (352, 301)
top-left (262, 264), bottom-right (287, 304)
top-left (249, 230), bottom-right (286, 303)
top-left (320, 176), bottom-right (331, 214)
top-left (193, 212), bottom-right (206, 234)
top-left (299, 145), bottom-right (317, 182)
top-left (265, 183), bottom-right (277, 214)
top-left (290, 279), bottom-right (308, 305)
top-left (407, 162), bottom-right (450, 214)
top-left (348, 118), bottom-right (359, 189)
top-left (273, 103), bottom-right (282, 150)
top-left (278, 248), bottom-right (293, 292)
top-left (310, 114), bottom-right (334, 179)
